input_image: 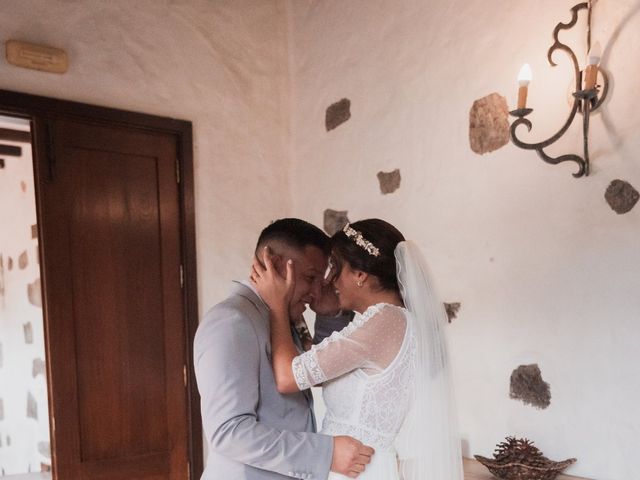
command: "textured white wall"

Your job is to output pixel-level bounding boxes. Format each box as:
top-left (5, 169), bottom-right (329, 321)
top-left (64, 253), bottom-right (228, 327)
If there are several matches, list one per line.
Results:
top-left (289, 1), bottom-right (640, 480)
top-left (2, 2), bottom-right (639, 479)
top-left (0, 117), bottom-right (50, 475)
top-left (0, 0), bottom-right (291, 470)
top-left (0, 0), bottom-right (292, 312)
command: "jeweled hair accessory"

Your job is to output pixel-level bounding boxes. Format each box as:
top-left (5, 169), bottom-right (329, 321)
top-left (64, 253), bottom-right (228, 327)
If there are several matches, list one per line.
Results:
top-left (343, 224), bottom-right (380, 257)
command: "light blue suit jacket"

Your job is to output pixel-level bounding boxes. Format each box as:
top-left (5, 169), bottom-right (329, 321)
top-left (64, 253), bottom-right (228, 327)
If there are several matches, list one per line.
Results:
top-left (194, 282), bottom-right (333, 480)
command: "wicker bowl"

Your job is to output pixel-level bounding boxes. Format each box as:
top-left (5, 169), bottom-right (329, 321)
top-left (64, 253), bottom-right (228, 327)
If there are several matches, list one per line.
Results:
top-left (474, 455), bottom-right (577, 480)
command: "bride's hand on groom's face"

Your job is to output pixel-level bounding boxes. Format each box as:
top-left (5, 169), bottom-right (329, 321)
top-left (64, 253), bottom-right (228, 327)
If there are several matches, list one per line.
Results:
top-left (250, 246), bottom-right (296, 315)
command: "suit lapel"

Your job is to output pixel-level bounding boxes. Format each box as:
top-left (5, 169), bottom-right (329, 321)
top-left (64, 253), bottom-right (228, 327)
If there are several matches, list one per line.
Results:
top-left (290, 327), bottom-right (315, 409)
top-left (230, 282), bottom-right (315, 410)
top-left (281, 313), bottom-right (315, 411)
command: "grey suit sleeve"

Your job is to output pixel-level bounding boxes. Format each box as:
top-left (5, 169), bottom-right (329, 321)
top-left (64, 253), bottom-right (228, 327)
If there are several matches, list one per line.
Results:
top-left (194, 307), bottom-right (333, 479)
top-left (312, 311), bottom-right (355, 344)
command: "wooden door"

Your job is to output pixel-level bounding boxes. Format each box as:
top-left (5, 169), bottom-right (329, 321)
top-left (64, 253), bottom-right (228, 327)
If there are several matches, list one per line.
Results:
top-left (38, 118), bottom-right (190, 480)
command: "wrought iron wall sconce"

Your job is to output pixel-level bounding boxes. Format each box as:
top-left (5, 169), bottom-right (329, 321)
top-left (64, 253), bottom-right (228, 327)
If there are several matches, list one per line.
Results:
top-left (510, 1), bottom-right (608, 178)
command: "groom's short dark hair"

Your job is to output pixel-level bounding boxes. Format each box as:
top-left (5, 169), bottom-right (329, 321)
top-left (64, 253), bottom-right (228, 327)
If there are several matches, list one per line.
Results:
top-left (256, 218), bottom-right (329, 254)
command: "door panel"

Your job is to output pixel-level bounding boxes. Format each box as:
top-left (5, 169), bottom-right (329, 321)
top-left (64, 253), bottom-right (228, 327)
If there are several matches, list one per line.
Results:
top-left (40, 119), bottom-right (188, 480)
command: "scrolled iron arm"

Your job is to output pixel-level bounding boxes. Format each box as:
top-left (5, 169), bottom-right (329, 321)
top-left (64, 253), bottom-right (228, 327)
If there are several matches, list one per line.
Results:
top-left (510, 115), bottom-right (587, 178)
top-left (510, 2), bottom-right (606, 179)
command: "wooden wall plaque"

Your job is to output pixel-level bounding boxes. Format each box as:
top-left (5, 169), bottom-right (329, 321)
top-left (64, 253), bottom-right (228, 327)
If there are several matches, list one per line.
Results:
top-left (5, 40), bottom-right (68, 74)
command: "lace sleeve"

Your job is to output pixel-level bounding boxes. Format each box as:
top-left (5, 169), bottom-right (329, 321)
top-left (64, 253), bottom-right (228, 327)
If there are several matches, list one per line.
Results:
top-left (291, 304), bottom-right (407, 390)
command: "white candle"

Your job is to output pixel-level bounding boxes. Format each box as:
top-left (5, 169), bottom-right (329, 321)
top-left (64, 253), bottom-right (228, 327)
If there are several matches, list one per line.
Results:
top-left (584, 41), bottom-right (601, 90)
top-left (517, 63), bottom-right (532, 109)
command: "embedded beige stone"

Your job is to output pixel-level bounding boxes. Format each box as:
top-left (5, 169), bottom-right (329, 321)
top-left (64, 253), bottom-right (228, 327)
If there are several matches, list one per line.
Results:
top-left (23, 322), bottom-right (33, 344)
top-left (38, 441), bottom-right (51, 459)
top-left (323, 209), bottom-right (350, 236)
top-left (27, 391), bottom-right (38, 419)
top-left (605, 179), bottom-right (639, 214)
top-left (469, 93), bottom-right (510, 155)
top-left (28, 278), bottom-right (42, 307)
top-left (377, 169), bottom-right (401, 194)
top-left (509, 364), bottom-right (551, 409)
top-left (18, 250), bottom-right (28, 269)
top-left (32, 358), bottom-right (45, 378)
top-left (326, 99), bottom-right (351, 131)
top-left (444, 302), bottom-right (461, 323)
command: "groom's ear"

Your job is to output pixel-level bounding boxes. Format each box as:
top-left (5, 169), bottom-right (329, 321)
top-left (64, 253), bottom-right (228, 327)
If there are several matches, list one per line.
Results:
top-left (255, 245), bottom-right (279, 268)
top-left (270, 253), bottom-right (284, 273)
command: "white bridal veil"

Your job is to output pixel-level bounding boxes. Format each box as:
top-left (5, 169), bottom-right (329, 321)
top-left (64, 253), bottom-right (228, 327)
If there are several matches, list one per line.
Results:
top-left (394, 240), bottom-right (463, 480)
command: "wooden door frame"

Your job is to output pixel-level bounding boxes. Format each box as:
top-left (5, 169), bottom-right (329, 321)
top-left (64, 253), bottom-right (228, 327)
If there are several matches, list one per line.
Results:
top-left (0, 89), bottom-right (203, 479)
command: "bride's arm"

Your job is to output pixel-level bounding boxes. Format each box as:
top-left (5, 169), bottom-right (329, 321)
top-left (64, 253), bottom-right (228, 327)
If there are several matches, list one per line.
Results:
top-left (269, 288), bottom-right (303, 393)
top-left (251, 250), bottom-right (302, 393)
top-left (292, 304), bottom-right (407, 390)
top-left (253, 250), bottom-right (407, 392)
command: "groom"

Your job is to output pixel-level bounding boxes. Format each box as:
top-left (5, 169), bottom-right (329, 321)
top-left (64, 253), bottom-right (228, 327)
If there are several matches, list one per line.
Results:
top-left (194, 218), bottom-right (373, 480)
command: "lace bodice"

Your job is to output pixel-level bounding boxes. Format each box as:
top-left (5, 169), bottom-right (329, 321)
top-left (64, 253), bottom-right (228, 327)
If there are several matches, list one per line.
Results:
top-left (292, 303), bottom-right (416, 451)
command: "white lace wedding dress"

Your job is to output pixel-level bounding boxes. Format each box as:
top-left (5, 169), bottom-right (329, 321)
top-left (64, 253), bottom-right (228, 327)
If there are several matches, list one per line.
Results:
top-left (293, 303), bottom-right (416, 480)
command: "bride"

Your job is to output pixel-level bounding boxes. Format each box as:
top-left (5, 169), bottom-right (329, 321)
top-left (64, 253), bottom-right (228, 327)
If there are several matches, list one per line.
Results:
top-left (251, 219), bottom-right (463, 480)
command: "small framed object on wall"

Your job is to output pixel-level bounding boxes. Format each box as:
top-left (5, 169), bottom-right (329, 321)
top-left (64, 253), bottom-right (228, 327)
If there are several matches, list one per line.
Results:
top-left (5, 39), bottom-right (68, 74)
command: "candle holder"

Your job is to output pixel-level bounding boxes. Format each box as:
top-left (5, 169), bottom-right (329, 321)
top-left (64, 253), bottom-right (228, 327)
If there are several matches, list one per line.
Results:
top-left (509, 2), bottom-right (609, 178)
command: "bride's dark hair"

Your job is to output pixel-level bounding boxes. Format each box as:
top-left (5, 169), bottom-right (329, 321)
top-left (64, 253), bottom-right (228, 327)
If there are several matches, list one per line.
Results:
top-left (331, 219), bottom-right (405, 292)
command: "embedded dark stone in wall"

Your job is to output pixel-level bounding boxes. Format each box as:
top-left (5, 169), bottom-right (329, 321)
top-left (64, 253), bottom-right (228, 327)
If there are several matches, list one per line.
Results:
top-left (27, 391), bottom-right (38, 419)
top-left (324, 209), bottom-right (350, 236)
top-left (18, 250), bottom-right (28, 269)
top-left (469, 93), bottom-right (510, 155)
top-left (605, 179), bottom-right (639, 214)
top-left (7, 256), bottom-right (13, 270)
top-left (38, 441), bottom-right (51, 458)
top-left (31, 224), bottom-right (38, 239)
top-left (32, 358), bottom-right (45, 378)
top-left (377, 169), bottom-right (401, 194)
top-left (0, 158), bottom-right (4, 169)
top-left (24, 322), bottom-right (33, 344)
top-left (509, 364), bottom-right (551, 409)
top-left (28, 278), bottom-right (42, 307)
top-left (326, 98), bottom-right (351, 131)
top-left (444, 302), bottom-right (461, 323)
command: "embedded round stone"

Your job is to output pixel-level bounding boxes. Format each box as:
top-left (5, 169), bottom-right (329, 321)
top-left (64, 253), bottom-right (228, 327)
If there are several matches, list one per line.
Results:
top-left (605, 179), bottom-right (639, 214)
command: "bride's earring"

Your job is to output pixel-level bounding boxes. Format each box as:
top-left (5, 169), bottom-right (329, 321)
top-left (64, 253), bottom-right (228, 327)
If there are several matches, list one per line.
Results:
top-left (357, 281), bottom-right (363, 287)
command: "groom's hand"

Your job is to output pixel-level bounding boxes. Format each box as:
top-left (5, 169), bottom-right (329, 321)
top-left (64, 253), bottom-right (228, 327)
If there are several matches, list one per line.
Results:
top-left (331, 436), bottom-right (374, 478)
top-left (310, 282), bottom-right (341, 316)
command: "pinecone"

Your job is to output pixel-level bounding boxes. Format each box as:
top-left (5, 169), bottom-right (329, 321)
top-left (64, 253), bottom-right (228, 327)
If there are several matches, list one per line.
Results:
top-left (492, 436), bottom-right (549, 467)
